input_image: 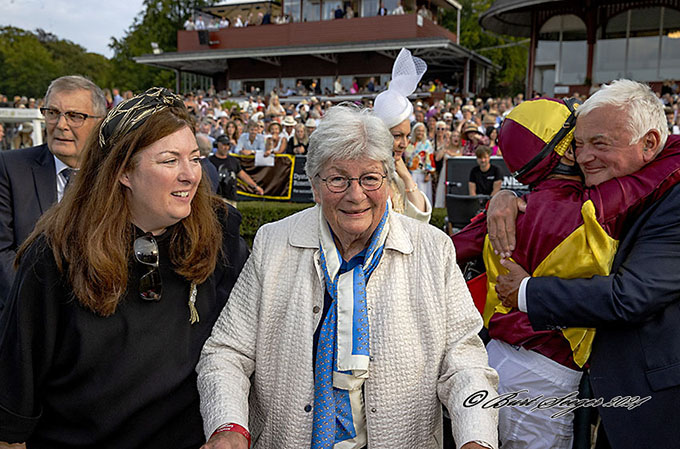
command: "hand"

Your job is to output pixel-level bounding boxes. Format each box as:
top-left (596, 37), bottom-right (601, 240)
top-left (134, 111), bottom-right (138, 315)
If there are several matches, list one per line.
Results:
top-left (0, 442), bottom-right (26, 449)
top-left (264, 150), bottom-right (272, 157)
top-left (461, 442), bottom-right (490, 449)
top-left (393, 157), bottom-right (410, 180)
top-left (487, 191), bottom-right (526, 258)
top-left (200, 431), bottom-right (248, 449)
top-left (424, 172), bottom-right (431, 182)
top-left (255, 186), bottom-right (264, 195)
top-left (495, 258), bottom-right (529, 309)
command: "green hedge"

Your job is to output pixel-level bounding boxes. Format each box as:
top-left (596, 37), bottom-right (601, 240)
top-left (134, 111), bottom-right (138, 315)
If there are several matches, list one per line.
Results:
top-left (237, 201), bottom-right (315, 247)
top-left (431, 207), bottom-right (447, 232)
top-left (237, 201), bottom-right (448, 247)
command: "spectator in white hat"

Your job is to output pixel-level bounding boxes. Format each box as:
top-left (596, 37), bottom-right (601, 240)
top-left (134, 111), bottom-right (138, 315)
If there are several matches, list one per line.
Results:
top-left (281, 115), bottom-right (296, 140)
top-left (304, 118), bottom-right (317, 136)
top-left (373, 48), bottom-right (432, 222)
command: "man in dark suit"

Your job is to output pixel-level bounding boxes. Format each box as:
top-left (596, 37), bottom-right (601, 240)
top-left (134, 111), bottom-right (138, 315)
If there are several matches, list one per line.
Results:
top-left (491, 79), bottom-right (680, 448)
top-left (0, 75), bottom-right (105, 307)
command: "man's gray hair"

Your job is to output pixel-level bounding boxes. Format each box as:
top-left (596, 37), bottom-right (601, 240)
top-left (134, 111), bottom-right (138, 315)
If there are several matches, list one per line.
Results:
top-left (577, 79), bottom-right (668, 150)
top-left (195, 133), bottom-right (213, 158)
top-left (45, 75), bottom-right (107, 116)
top-left (305, 104), bottom-right (395, 182)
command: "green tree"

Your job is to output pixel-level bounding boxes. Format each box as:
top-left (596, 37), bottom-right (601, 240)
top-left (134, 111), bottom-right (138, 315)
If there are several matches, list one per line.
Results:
top-left (0, 26), bottom-right (114, 99)
top-left (109, 0), bottom-right (214, 93)
top-left (37, 29), bottom-right (113, 90)
top-left (442, 0), bottom-right (528, 96)
top-left (0, 27), bottom-right (61, 98)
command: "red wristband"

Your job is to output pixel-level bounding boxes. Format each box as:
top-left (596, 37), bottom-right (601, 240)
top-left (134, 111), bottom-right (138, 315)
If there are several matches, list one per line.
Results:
top-left (211, 422), bottom-right (251, 448)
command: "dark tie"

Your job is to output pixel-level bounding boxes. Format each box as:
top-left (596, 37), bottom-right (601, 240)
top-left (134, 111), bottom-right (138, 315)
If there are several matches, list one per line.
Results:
top-left (62, 168), bottom-right (76, 187)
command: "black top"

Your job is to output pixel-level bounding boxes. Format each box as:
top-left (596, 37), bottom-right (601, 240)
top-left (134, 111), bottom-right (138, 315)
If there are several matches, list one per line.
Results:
top-left (286, 136), bottom-right (308, 155)
top-left (0, 206), bottom-right (249, 448)
top-left (209, 155), bottom-right (242, 200)
top-left (469, 165), bottom-right (502, 195)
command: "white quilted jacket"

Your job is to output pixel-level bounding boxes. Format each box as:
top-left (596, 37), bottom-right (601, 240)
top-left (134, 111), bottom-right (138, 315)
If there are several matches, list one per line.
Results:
top-left (197, 205), bottom-right (498, 449)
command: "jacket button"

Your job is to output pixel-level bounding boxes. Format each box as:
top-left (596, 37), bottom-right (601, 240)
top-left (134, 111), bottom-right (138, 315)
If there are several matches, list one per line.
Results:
top-left (371, 407), bottom-right (377, 413)
top-left (313, 305), bottom-right (321, 313)
top-left (304, 404), bottom-right (312, 412)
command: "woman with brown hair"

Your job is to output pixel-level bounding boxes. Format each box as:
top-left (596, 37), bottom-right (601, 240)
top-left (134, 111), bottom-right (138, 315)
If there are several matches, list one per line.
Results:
top-left (265, 121), bottom-right (287, 154)
top-left (224, 120), bottom-right (240, 150)
top-left (0, 87), bottom-right (248, 449)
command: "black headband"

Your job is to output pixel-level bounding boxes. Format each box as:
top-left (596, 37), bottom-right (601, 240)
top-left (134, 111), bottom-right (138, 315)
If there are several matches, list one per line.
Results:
top-left (98, 87), bottom-right (184, 148)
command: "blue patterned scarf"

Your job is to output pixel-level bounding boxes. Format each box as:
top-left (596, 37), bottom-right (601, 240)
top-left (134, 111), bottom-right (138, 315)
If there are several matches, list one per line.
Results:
top-left (311, 203), bottom-right (390, 449)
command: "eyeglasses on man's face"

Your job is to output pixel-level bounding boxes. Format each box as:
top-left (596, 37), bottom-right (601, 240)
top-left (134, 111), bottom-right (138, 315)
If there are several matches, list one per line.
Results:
top-left (316, 172), bottom-right (386, 193)
top-left (134, 234), bottom-right (162, 301)
top-left (40, 107), bottom-right (103, 128)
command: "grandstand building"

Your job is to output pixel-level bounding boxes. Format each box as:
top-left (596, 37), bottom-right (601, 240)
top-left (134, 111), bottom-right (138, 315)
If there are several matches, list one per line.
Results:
top-left (480, 0), bottom-right (680, 96)
top-left (134, 0), bottom-right (497, 96)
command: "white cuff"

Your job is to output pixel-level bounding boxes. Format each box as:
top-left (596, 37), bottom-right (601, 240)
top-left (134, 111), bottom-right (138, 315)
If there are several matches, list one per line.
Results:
top-left (463, 440), bottom-right (495, 449)
top-left (518, 277), bottom-right (530, 312)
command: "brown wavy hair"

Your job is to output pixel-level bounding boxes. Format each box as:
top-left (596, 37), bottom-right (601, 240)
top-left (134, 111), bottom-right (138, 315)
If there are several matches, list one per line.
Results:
top-left (17, 106), bottom-right (225, 316)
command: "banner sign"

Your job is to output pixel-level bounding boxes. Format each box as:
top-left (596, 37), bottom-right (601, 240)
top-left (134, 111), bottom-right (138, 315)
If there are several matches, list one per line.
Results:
top-left (232, 154), bottom-right (526, 203)
top-left (290, 155), bottom-right (314, 203)
top-left (445, 156), bottom-right (528, 195)
top-left (234, 153), bottom-right (295, 200)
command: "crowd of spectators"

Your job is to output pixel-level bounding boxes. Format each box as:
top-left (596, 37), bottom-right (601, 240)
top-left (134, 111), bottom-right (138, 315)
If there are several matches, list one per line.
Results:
top-left (0, 95), bottom-right (43, 150)
top-left (5, 81), bottom-right (680, 207)
top-left (175, 88), bottom-right (525, 206)
top-left (182, 0), bottom-right (425, 30)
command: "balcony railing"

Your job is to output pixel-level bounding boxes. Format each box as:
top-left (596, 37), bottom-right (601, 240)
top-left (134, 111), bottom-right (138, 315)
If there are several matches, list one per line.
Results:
top-left (177, 14), bottom-right (457, 52)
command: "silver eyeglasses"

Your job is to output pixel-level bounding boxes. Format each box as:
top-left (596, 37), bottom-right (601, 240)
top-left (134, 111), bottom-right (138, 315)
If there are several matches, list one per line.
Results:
top-left (40, 108), bottom-right (103, 128)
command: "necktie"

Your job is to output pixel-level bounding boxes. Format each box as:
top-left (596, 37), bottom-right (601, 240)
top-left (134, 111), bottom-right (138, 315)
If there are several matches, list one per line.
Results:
top-left (62, 168), bottom-right (76, 186)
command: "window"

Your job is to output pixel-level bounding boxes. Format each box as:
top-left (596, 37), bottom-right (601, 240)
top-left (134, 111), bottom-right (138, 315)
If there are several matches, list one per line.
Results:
top-left (660, 8), bottom-right (680, 78)
top-left (361, 0), bottom-right (379, 17)
top-left (536, 14), bottom-right (587, 88)
top-left (627, 7), bottom-right (662, 80)
top-left (242, 80), bottom-right (265, 95)
top-left (302, 0), bottom-right (321, 21)
top-left (322, 1), bottom-right (341, 19)
top-left (284, 0), bottom-right (301, 22)
top-left (595, 7), bottom-right (680, 83)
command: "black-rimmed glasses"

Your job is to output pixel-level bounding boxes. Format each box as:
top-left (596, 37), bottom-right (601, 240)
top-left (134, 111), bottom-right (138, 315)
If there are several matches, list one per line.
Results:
top-left (40, 108), bottom-right (103, 128)
top-left (316, 172), bottom-right (386, 193)
top-left (134, 234), bottom-right (162, 301)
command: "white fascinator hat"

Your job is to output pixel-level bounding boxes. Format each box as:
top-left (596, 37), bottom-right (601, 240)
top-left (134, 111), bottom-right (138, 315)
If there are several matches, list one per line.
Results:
top-left (373, 48), bottom-right (428, 129)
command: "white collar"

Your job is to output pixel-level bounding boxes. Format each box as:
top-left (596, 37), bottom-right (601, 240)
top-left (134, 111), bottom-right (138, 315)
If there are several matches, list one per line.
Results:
top-left (53, 154), bottom-right (70, 177)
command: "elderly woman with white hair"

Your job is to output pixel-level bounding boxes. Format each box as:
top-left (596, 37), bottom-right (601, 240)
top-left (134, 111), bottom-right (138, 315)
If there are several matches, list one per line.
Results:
top-left (196, 104), bottom-right (498, 449)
